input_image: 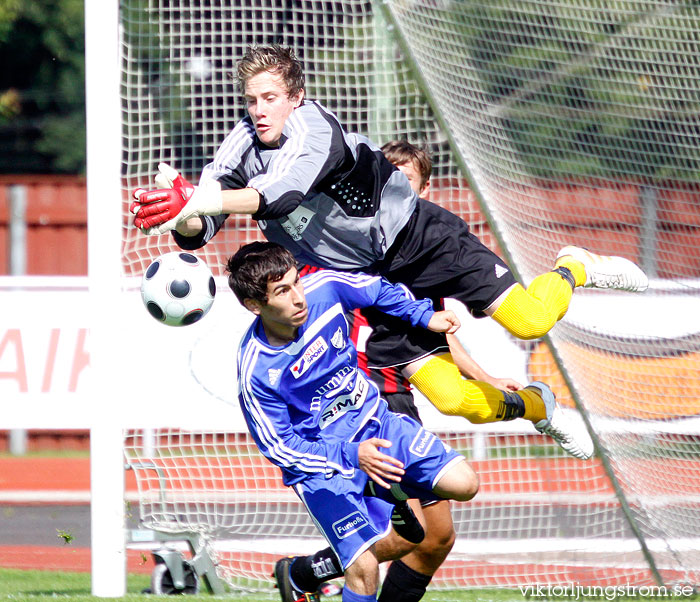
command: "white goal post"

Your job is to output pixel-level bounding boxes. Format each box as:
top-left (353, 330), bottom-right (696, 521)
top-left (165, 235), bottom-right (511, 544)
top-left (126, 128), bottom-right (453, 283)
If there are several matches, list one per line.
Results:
top-left (85, 0), bottom-right (126, 596)
top-left (87, 0), bottom-right (700, 596)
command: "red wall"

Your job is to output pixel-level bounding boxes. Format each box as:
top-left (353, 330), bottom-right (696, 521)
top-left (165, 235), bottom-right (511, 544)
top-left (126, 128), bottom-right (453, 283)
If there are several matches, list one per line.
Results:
top-left (1, 175), bottom-right (698, 277)
top-left (0, 175), bottom-right (87, 275)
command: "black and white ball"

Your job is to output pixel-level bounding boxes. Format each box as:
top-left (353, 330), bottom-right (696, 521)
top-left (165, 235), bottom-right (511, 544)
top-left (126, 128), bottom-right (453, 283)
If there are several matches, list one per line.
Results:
top-left (141, 252), bottom-right (216, 326)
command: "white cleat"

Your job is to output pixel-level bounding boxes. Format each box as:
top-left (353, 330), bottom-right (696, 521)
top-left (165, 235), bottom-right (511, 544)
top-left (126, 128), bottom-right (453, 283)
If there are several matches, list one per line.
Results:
top-left (528, 381), bottom-right (594, 460)
top-left (556, 245), bottom-right (649, 292)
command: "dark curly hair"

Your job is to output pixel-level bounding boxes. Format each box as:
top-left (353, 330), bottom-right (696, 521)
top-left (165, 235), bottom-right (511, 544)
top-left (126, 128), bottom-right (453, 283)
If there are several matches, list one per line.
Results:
top-left (226, 241), bottom-right (297, 305)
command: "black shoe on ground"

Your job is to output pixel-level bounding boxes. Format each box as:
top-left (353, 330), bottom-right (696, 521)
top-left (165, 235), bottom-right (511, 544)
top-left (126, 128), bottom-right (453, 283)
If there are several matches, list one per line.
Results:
top-left (273, 556), bottom-right (320, 602)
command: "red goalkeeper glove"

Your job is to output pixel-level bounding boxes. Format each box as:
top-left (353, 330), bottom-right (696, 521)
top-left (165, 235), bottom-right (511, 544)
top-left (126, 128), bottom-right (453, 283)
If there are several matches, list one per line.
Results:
top-left (131, 163), bottom-right (222, 235)
top-left (131, 187), bottom-right (189, 230)
top-left (131, 163), bottom-right (195, 230)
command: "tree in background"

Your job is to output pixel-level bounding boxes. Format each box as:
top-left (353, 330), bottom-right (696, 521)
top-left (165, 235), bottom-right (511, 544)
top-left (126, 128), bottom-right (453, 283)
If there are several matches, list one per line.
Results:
top-left (0, 0), bottom-right (85, 174)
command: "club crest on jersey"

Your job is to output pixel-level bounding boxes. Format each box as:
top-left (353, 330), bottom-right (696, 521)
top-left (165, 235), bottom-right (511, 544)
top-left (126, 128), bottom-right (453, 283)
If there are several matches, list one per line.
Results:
top-left (268, 369), bottom-right (282, 386)
top-left (291, 335), bottom-right (328, 379)
top-left (330, 327), bottom-right (344, 349)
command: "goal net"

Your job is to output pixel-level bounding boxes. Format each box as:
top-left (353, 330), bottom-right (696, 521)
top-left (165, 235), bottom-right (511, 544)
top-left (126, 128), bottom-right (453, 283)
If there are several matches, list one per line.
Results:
top-left (378, 0), bottom-right (700, 589)
top-left (117, 0), bottom-right (700, 593)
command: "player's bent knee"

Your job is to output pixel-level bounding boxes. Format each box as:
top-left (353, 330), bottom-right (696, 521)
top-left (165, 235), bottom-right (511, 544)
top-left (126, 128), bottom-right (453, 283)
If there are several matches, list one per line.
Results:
top-left (490, 280), bottom-right (569, 340)
top-left (433, 461), bottom-right (479, 502)
top-left (492, 311), bottom-right (554, 340)
top-left (455, 466), bottom-right (479, 502)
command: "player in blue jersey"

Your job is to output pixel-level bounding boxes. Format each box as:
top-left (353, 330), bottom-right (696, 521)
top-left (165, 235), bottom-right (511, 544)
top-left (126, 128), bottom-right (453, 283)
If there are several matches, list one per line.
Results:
top-left (279, 143), bottom-right (523, 602)
top-left (130, 44), bottom-right (649, 461)
top-left (228, 241), bottom-right (479, 602)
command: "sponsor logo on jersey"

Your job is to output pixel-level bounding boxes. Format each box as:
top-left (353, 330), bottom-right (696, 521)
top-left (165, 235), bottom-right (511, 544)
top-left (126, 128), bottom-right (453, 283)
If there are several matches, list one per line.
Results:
top-left (332, 510), bottom-right (368, 539)
top-left (319, 373), bottom-right (368, 429)
top-left (268, 368), bottom-right (282, 386)
top-left (311, 365), bottom-right (354, 411)
top-left (495, 264), bottom-right (509, 279)
top-left (280, 205), bottom-right (315, 241)
top-left (330, 327), bottom-right (344, 349)
top-left (409, 428), bottom-right (436, 457)
top-left (291, 336), bottom-right (328, 379)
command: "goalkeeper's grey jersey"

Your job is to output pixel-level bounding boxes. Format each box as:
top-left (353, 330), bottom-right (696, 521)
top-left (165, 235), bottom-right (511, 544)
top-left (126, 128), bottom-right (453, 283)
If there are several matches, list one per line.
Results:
top-left (176, 100), bottom-right (417, 270)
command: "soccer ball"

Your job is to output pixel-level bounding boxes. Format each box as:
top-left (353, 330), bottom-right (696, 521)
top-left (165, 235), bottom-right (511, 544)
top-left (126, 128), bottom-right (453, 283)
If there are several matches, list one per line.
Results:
top-left (141, 252), bottom-right (216, 326)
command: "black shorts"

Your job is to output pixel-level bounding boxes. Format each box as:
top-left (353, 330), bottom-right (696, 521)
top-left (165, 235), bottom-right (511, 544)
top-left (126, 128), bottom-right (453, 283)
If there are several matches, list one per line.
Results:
top-left (384, 391), bottom-right (422, 425)
top-left (366, 198), bottom-right (517, 368)
top-left (363, 304), bottom-right (449, 369)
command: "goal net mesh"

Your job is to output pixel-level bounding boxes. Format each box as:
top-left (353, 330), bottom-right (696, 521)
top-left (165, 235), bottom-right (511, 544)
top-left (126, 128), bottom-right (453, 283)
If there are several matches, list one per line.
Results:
top-left (120, 0), bottom-right (700, 592)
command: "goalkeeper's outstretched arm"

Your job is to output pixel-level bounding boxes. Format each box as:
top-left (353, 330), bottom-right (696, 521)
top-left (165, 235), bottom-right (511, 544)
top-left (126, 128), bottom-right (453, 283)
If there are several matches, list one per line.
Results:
top-left (173, 187), bottom-right (262, 236)
top-left (132, 169), bottom-right (262, 237)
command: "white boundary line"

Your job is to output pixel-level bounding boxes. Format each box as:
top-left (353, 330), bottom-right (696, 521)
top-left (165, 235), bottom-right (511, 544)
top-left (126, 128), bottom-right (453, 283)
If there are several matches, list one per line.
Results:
top-left (6, 489), bottom-right (700, 506)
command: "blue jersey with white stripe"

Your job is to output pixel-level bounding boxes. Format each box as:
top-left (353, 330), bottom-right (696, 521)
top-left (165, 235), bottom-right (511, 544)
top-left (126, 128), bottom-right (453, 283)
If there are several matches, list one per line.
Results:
top-left (237, 270), bottom-right (434, 486)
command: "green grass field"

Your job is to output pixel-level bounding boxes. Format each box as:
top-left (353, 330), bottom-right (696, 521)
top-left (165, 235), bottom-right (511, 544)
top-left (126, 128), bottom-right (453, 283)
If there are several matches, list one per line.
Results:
top-left (2, 569), bottom-right (699, 602)
top-left (0, 568), bottom-right (506, 601)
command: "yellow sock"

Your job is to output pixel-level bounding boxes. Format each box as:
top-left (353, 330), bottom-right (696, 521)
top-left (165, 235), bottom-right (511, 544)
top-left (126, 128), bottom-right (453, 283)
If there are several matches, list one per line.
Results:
top-left (520, 387), bottom-right (548, 423)
top-left (407, 354), bottom-right (547, 424)
top-left (491, 275), bottom-right (573, 340)
top-left (554, 257), bottom-right (587, 287)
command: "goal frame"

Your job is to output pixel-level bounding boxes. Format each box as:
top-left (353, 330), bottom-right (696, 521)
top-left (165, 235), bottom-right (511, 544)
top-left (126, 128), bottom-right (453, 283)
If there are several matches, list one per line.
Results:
top-left (85, 0), bottom-right (126, 596)
top-left (86, 0), bottom-right (700, 595)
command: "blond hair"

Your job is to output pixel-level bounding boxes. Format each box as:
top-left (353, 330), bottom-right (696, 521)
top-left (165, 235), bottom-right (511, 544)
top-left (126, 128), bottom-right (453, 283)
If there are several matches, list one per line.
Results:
top-left (237, 44), bottom-right (305, 99)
